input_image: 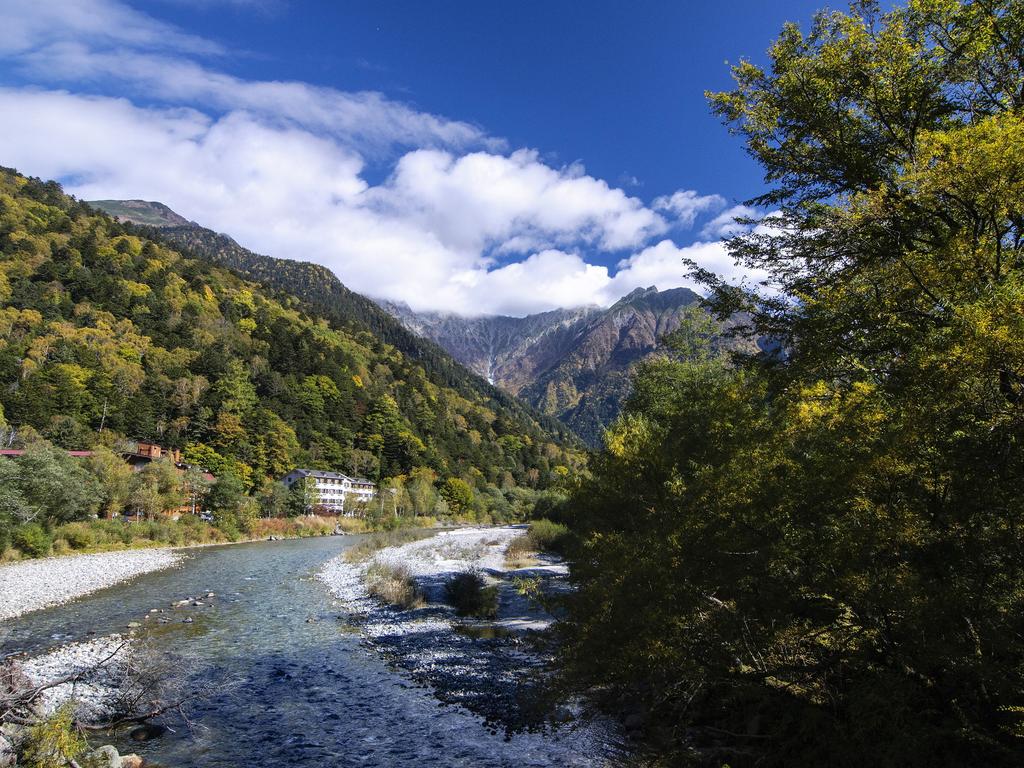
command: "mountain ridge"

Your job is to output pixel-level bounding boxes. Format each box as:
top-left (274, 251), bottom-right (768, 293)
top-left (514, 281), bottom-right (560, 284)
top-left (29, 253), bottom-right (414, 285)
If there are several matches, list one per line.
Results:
top-left (89, 198), bottom-right (754, 446)
top-left (379, 285), bottom-right (730, 444)
top-left (87, 199), bottom-right (577, 445)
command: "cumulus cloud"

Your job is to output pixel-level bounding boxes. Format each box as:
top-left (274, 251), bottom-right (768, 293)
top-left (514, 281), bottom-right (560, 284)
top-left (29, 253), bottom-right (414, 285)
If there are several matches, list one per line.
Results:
top-left (700, 204), bottom-right (760, 240)
top-left (0, 0), bottom-right (768, 316)
top-left (653, 189), bottom-right (726, 228)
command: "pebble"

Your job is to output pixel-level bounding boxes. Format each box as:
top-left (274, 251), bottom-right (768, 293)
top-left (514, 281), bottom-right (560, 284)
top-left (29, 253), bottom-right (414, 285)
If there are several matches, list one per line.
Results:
top-left (20, 636), bottom-right (131, 722)
top-left (0, 550), bottom-right (181, 622)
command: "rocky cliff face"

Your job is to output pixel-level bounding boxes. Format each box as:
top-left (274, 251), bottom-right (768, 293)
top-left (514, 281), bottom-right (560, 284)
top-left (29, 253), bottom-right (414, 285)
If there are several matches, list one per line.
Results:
top-left (379, 286), bottom-right (740, 444)
top-left (378, 301), bottom-right (603, 390)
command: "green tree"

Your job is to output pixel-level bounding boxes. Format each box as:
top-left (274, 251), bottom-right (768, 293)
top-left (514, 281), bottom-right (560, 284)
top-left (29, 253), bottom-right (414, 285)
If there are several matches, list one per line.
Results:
top-left (407, 466), bottom-right (438, 516)
top-left (206, 473), bottom-right (249, 533)
top-left (86, 446), bottom-right (134, 517)
top-left (562, 2), bottom-right (1024, 766)
top-left (14, 441), bottom-right (101, 525)
top-left (258, 480), bottom-right (291, 518)
top-left (0, 460), bottom-right (29, 550)
top-left (439, 477), bottom-right (473, 517)
top-left (129, 458), bottom-right (183, 519)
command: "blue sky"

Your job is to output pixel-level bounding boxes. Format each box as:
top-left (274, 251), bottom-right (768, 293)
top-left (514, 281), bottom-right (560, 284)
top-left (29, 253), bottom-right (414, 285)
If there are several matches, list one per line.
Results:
top-left (0, 0), bottom-right (825, 315)
top-left (145, 0), bottom-right (825, 200)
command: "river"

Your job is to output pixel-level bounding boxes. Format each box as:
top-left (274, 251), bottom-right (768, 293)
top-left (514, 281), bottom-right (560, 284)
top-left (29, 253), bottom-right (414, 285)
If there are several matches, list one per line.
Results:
top-left (0, 536), bottom-right (614, 767)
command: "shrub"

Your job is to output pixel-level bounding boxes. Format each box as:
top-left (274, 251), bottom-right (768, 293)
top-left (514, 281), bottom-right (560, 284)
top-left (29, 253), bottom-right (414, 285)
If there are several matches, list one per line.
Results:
top-left (504, 534), bottom-right (539, 569)
top-left (526, 518), bottom-right (569, 553)
top-left (14, 523), bottom-right (52, 558)
top-left (19, 703), bottom-right (87, 768)
top-left (57, 522), bottom-right (96, 550)
top-left (445, 570), bottom-right (498, 619)
top-left (365, 561), bottom-right (423, 609)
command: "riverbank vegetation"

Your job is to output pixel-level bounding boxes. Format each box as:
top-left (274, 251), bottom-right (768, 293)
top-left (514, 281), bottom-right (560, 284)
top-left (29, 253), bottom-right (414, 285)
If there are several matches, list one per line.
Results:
top-left (366, 561), bottom-right (424, 610)
top-left (557, 1), bottom-right (1024, 765)
top-left (2, 514), bottom-right (364, 562)
top-left (445, 570), bottom-right (499, 620)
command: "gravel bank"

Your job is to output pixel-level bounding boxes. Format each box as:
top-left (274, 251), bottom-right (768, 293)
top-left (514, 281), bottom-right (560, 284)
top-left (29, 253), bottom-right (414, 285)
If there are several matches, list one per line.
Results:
top-left (19, 634), bottom-right (132, 721)
top-left (0, 549), bottom-right (182, 621)
top-left (317, 527), bottom-right (601, 740)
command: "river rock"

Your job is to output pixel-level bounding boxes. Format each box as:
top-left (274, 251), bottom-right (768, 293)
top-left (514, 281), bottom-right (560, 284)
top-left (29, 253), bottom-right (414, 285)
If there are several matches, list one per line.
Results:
top-left (129, 724), bottom-right (168, 742)
top-left (0, 550), bottom-right (181, 622)
top-left (121, 754), bottom-right (144, 768)
top-left (126, 622), bottom-right (141, 628)
top-left (0, 733), bottom-right (15, 768)
top-left (82, 745), bottom-right (122, 768)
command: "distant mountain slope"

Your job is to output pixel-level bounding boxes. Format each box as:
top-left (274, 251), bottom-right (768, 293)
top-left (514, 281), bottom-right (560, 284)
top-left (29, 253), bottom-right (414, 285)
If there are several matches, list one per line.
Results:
top-left (87, 199), bottom-right (194, 228)
top-left (0, 174), bottom-right (580, 515)
top-left (87, 200), bottom-right (576, 445)
top-left (379, 301), bottom-right (603, 389)
top-left (380, 286), bottom-right (754, 444)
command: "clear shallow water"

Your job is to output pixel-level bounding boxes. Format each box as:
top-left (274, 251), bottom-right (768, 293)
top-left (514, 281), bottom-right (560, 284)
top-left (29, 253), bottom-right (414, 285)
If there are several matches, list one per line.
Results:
top-left (1, 537), bottom-right (613, 767)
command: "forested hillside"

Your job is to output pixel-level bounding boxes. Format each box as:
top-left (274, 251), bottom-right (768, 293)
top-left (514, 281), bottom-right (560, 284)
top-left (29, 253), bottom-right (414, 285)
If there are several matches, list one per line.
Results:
top-left (88, 199), bottom-right (573, 443)
top-left (0, 169), bottom-right (578, 521)
top-left (558, 1), bottom-right (1024, 766)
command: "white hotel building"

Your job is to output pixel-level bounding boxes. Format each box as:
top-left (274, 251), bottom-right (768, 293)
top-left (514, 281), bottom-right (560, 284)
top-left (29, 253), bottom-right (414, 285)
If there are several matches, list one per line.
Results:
top-left (280, 468), bottom-right (376, 515)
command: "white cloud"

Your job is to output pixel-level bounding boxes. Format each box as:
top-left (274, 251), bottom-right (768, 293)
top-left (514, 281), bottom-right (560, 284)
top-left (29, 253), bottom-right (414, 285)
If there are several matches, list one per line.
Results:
top-left (700, 204), bottom-right (759, 240)
top-left (0, 0), bottom-right (222, 56)
top-left (0, 0), bottom-right (770, 316)
top-left (375, 148), bottom-right (666, 253)
top-left (609, 239), bottom-right (771, 297)
top-left (16, 43), bottom-right (490, 156)
top-left (653, 189), bottom-right (726, 228)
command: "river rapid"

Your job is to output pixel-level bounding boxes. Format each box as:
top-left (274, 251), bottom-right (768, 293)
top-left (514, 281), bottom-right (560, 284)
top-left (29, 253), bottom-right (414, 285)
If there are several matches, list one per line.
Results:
top-left (0, 536), bottom-right (614, 767)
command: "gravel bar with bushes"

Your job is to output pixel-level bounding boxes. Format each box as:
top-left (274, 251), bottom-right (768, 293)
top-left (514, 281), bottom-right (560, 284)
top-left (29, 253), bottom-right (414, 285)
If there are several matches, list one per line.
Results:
top-left (316, 525), bottom-right (596, 736)
top-left (0, 549), bottom-right (182, 621)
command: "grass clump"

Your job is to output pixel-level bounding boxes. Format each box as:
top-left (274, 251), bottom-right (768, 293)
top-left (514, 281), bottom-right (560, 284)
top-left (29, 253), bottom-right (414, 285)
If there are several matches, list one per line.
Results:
top-left (445, 569), bottom-right (499, 619)
top-left (525, 518), bottom-right (569, 552)
top-left (503, 518), bottom-right (570, 568)
top-left (344, 528), bottom-right (432, 562)
top-left (366, 561), bottom-right (424, 609)
top-left (504, 534), bottom-right (539, 569)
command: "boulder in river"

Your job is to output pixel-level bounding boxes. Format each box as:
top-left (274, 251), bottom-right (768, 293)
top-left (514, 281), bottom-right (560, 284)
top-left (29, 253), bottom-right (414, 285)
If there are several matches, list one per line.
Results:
top-left (81, 745), bottom-right (122, 768)
top-left (129, 723), bottom-right (169, 742)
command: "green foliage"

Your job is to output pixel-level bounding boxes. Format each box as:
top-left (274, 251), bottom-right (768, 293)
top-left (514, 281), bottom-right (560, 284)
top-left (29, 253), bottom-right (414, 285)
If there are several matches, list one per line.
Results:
top-left (10, 442), bottom-right (101, 525)
top-left (128, 458), bottom-right (182, 518)
top-left (445, 570), bottom-right (498, 619)
top-left (561, 1), bottom-right (1024, 766)
top-left (205, 473), bottom-right (250, 535)
top-left (439, 477), bottom-right (474, 516)
top-left (13, 523), bottom-right (52, 557)
top-left (257, 480), bottom-right (292, 518)
top-left (19, 703), bottom-right (87, 768)
top-left (85, 446), bottom-right (133, 518)
top-left (524, 518), bottom-right (568, 552)
top-left (0, 168), bottom-right (579, 532)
